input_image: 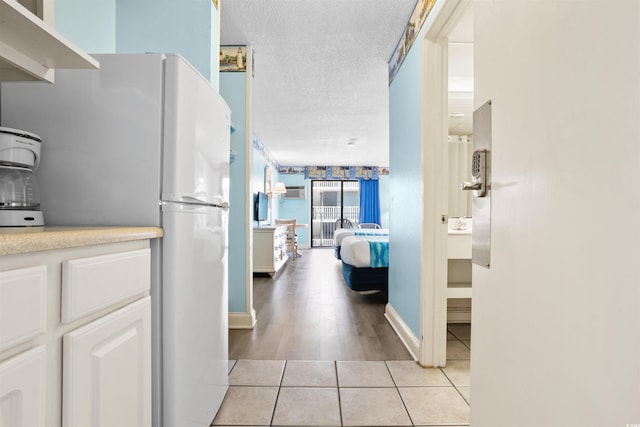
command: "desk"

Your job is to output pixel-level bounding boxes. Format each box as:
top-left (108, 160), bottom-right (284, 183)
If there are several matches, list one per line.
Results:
top-left (253, 226), bottom-right (288, 275)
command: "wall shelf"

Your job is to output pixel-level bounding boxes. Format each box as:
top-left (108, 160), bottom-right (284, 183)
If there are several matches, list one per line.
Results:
top-left (0, 0), bottom-right (99, 83)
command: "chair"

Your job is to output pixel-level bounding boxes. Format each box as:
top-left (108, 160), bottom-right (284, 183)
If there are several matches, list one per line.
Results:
top-left (359, 223), bottom-right (381, 229)
top-left (275, 218), bottom-right (299, 259)
top-left (334, 218), bottom-right (353, 229)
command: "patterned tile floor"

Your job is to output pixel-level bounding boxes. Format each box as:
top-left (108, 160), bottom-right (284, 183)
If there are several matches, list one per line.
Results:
top-left (211, 324), bottom-right (471, 427)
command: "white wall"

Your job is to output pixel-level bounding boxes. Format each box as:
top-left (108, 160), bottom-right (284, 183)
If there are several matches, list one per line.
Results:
top-left (471, 1), bottom-right (640, 426)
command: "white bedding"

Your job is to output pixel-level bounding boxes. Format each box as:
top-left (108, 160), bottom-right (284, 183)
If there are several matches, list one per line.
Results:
top-left (340, 235), bottom-right (389, 268)
top-left (333, 228), bottom-right (389, 247)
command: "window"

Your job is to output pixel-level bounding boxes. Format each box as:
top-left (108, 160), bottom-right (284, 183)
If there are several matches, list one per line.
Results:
top-left (310, 180), bottom-right (359, 247)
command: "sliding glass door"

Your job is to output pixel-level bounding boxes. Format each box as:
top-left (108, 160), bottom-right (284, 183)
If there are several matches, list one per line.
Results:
top-left (311, 180), bottom-right (360, 247)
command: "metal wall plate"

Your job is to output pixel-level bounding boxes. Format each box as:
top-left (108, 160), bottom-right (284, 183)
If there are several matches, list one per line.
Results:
top-left (472, 100), bottom-right (492, 267)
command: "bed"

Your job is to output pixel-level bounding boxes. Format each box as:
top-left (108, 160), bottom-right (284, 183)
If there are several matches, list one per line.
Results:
top-left (339, 234), bottom-right (389, 292)
top-left (333, 228), bottom-right (389, 260)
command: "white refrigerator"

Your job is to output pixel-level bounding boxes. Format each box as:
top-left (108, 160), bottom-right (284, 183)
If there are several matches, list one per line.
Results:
top-left (1, 54), bottom-right (230, 427)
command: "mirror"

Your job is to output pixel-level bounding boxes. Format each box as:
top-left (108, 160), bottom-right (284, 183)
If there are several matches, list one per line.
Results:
top-left (448, 135), bottom-right (472, 217)
top-left (448, 10), bottom-right (473, 218)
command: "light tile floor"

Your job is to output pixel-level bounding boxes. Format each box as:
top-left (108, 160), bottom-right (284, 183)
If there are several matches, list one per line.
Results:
top-left (211, 324), bottom-right (471, 427)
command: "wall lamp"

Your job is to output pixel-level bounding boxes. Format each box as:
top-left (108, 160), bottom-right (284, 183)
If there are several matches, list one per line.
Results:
top-left (269, 182), bottom-right (287, 198)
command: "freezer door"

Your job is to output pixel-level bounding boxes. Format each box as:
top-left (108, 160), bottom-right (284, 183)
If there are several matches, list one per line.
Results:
top-left (162, 54), bottom-right (231, 206)
top-left (161, 203), bottom-right (228, 427)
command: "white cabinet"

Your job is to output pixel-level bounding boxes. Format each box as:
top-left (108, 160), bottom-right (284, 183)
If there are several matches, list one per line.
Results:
top-left (0, 345), bottom-right (46, 426)
top-left (0, 265), bottom-right (46, 352)
top-left (63, 297), bottom-right (151, 427)
top-left (0, 0), bottom-right (99, 83)
top-left (61, 249), bottom-right (150, 324)
top-left (447, 231), bottom-right (472, 323)
top-left (253, 225), bottom-right (288, 276)
top-left (447, 232), bottom-right (472, 260)
top-left (0, 239), bottom-right (153, 427)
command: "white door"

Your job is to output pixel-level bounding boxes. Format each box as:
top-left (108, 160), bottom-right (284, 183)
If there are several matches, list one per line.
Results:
top-left (161, 203), bottom-right (228, 427)
top-left (62, 298), bottom-right (151, 427)
top-left (471, 2), bottom-right (640, 426)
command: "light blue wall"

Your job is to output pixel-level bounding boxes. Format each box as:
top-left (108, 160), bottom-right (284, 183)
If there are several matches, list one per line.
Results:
top-left (55, 0), bottom-right (218, 86)
top-left (388, 33), bottom-right (424, 337)
top-left (220, 72), bottom-right (249, 313)
top-left (115, 0), bottom-right (218, 85)
top-left (55, 0), bottom-right (116, 53)
top-left (276, 174), bottom-right (310, 246)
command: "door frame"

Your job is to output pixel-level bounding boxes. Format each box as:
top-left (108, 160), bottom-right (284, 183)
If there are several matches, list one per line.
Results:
top-left (419, 0), bottom-right (471, 367)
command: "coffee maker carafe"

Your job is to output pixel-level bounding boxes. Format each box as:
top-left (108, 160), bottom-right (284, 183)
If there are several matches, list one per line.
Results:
top-left (0, 127), bottom-right (44, 227)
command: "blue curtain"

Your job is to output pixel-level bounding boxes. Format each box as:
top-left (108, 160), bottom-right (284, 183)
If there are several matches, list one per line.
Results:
top-left (359, 179), bottom-right (380, 225)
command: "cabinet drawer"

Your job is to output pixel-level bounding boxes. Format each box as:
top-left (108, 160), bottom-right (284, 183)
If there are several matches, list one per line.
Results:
top-left (0, 266), bottom-right (47, 351)
top-left (447, 233), bottom-right (472, 259)
top-left (61, 249), bottom-right (150, 323)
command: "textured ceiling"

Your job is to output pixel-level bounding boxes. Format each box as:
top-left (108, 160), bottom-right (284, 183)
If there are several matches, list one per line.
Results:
top-left (220, 0), bottom-right (417, 167)
top-left (220, 1), bottom-right (474, 167)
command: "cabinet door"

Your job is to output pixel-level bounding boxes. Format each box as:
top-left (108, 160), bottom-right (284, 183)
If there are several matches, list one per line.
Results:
top-left (63, 297), bottom-right (151, 427)
top-left (0, 345), bottom-right (46, 427)
top-left (0, 265), bottom-right (46, 351)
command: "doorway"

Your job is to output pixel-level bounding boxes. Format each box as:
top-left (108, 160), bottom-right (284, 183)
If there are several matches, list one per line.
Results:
top-left (446, 3), bottom-right (474, 326)
top-left (310, 180), bottom-right (360, 247)
top-left (419, 0), bottom-right (473, 367)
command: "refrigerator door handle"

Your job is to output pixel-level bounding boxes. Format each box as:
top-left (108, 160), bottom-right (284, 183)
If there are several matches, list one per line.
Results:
top-left (163, 197), bottom-right (229, 211)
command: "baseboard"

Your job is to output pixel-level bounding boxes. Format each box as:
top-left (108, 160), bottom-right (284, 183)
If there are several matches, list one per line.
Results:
top-left (384, 303), bottom-right (420, 361)
top-left (228, 309), bottom-right (257, 329)
top-left (447, 307), bottom-right (471, 323)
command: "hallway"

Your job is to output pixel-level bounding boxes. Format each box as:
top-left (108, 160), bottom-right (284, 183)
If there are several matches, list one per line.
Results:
top-left (219, 248), bottom-right (471, 426)
top-left (229, 248), bottom-right (412, 360)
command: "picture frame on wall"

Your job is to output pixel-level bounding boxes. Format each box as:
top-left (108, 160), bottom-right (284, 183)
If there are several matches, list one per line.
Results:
top-left (220, 46), bottom-right (247, 72)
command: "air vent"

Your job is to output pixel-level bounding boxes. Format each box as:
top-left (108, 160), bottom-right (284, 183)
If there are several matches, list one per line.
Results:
top-left (284, 186), bottom-right (305, 199)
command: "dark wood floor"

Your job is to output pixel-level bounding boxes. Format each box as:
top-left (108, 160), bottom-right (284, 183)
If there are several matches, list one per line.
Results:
top-left (229, 248), bottom-right (413, 361)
